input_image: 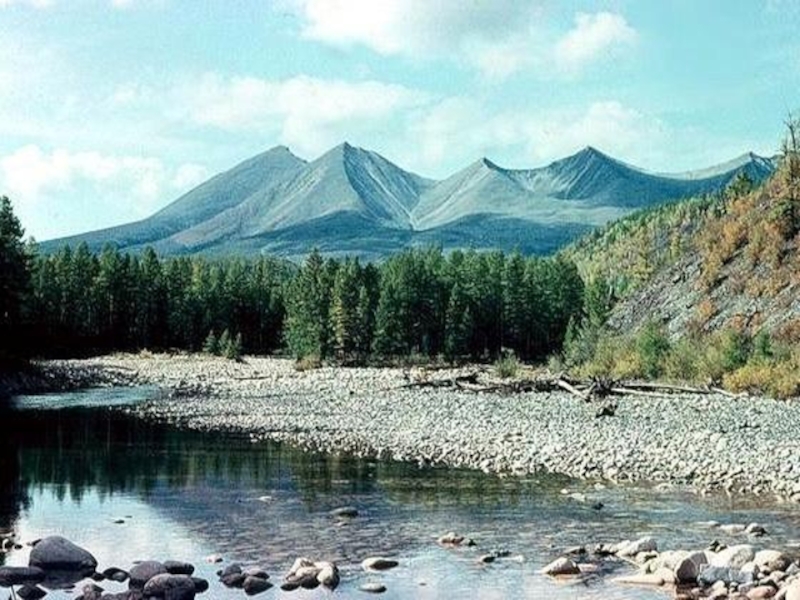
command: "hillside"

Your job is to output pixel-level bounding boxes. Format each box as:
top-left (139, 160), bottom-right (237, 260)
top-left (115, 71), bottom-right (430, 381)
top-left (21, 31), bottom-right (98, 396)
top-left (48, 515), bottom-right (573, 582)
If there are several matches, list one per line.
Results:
top-left (563, 155), bottom-right (800, 397)
top-left (41, 144), bottom-right (775, 259)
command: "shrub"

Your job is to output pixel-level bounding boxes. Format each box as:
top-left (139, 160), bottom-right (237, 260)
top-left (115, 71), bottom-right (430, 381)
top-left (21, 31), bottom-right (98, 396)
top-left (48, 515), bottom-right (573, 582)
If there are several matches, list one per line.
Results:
top-left (636, 321), bottom-right (671, 379)
top-left (495, 351), bottom-right (520, 379)
top-left (223, 332), bottom-right (243, 361)
top-left (663, 338), bottom-right (700, 382)
top-left (202, 330), bottom-right (220, 355)
top-left (295, 354), bottom-right (322, 371)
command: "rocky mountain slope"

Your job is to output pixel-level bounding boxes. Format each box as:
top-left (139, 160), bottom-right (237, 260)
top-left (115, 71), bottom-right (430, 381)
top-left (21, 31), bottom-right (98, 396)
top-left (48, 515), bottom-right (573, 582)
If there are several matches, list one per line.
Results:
top-left (567, 161), bottom-right (800, 340)
top-left (43, 143), bottom-right (776, 259)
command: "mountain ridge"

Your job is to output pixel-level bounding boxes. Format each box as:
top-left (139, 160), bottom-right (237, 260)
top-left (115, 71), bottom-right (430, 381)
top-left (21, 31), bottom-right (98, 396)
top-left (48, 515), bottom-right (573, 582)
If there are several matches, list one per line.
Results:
top-left (42, 143), bottom-right (777, 259)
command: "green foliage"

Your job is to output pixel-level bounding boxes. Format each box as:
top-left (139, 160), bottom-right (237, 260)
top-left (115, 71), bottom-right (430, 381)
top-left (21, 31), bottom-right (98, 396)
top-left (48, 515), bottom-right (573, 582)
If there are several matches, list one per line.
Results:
top-left (223, 332), bottom-right (243, 361)
top-left (636, 321), bottom-right (671, 379)
top-left (202, 330), bottom-right (220, 355)
top-left (494, 350), bottom-right (520, 379)
top-left (284, 250), bottom-right (333, 359)
top-left (0, 196), bottom-right (32, 364)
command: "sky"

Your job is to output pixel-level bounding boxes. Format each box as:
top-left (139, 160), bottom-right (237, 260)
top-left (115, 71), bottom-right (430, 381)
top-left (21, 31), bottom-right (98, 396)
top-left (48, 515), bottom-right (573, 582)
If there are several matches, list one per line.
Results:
top-left (1, 0), bottom-right (799, 241)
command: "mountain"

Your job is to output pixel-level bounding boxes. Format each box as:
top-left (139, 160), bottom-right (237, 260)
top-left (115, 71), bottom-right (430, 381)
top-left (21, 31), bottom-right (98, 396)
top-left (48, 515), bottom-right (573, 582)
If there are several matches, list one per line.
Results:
top-left (42, 143), bottom-right (776, 259)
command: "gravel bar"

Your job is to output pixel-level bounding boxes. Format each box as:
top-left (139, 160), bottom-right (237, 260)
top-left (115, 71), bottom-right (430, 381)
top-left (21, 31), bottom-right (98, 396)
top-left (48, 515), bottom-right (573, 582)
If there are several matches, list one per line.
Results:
top-left (41, 353), bottom-right (800, 499)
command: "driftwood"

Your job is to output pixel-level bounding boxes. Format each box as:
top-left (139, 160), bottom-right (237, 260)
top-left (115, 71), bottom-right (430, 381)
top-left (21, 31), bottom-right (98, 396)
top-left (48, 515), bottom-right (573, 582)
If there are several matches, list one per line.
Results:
top-left (395, 372), bottom-right (722, 402)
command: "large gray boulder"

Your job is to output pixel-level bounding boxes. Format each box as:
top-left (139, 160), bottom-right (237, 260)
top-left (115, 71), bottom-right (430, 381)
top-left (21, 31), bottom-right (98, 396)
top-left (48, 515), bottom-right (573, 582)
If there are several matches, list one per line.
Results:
top-left (0, 566), bottom-right (45, 587)
top-left (142, 573), bottom-right (196, 599)
top-left (28, 536), bottom-right (97, 573)
top-left (128, 561), bottom-right (167, 589)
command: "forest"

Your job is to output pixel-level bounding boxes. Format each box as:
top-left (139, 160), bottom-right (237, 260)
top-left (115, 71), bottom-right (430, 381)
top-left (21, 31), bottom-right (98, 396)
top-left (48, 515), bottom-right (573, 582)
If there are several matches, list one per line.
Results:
top-left (0, 196), bottom-right (586, 366)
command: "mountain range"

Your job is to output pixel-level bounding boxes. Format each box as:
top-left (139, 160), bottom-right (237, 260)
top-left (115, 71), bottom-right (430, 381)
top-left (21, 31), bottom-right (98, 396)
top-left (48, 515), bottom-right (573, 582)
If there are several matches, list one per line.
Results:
top-left (43, 143), bottom-right (776, 259)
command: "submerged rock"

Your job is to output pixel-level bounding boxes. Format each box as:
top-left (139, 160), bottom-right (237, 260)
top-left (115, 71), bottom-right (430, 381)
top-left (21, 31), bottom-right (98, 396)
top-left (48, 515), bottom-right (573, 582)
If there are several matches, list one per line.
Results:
top-left (128, 561), bottom-right (167, 589)
top-left (540, 557), bottom-right (581, 576)
top-left (362, 557), bottom-right (399, 571)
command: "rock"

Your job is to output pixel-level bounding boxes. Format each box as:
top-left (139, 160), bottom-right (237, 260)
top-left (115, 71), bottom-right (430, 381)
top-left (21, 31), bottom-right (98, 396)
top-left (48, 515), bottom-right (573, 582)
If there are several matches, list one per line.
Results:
top-left (786, 580), bottom-right (800, 600)
top-left (616, 537), bottom-right (658, 557)
top-left (163, 561), bottom-right (195, 576)
top-left (747, 585), bottom-right (777, 599)
top-left (143, 574), bottom-right (197, 599)
top-left (699, 566), bottom-right (734, 586)
top-left (712, 545), bottom-right (756, 570)
top-left (437, 532), bottom-right (473, 546)
top-left (242, 567), bottom-right (269, 580)
top-left (0, 566), bottom-right (46, 587)
top-left (330, 506), bottom-right (359, 518)
top-left (755, 550), bottom-right (791, 572)
top-left (315, 562), bottom-right (339, 589)
top-left (28, 536), bottom-right (97, 574)
top-left (675, 551), bottom-right (709, 583)
top-left (746, 524), bottom-right (768, 537)
top-left (191, 577), bottom-right (209, 593)
top-left (721, 524), bottom-right (748, 535)
top-left (80, 583), bottom-right (104, 600)
top-left (540, 557), bottom-right (581, 576)
top-left (478, 554), bottom-right (495, 564)
top-left (360, 582), bottom-right (387, 593)
top-left (243, 576), bottom-right (272, 596)
top-left (286, 557), bottom-right (315, 578)
top-left (613, 572), bottom-right (667, 586)
top-left (204, 555), bottom-right (222, 564)
top-left (220, 572), bottom-right (246, 588)
top-left (102, 567), bottom-right (129, 582)
top-left (128, 561), bottom-right (167, 589)
top-left (218, 563), bottom-right (242, 578)
top-left (16, 584), bottom-right (47, 600)
top-left (362, 557), bottom-right (399, 571)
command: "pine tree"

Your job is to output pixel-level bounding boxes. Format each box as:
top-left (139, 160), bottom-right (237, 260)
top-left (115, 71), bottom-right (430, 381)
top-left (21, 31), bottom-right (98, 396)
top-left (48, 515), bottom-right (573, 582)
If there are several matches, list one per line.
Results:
top-left (284, 250), bottom-right (332, 359)
top-left (0, 196), bottom-right (31, 363)
top-left (444, 282), bottom-right (472, 362)
top-left (330, 258), bottom-right (361, 359)
top-left (203, 330), bottom-right (220, 355)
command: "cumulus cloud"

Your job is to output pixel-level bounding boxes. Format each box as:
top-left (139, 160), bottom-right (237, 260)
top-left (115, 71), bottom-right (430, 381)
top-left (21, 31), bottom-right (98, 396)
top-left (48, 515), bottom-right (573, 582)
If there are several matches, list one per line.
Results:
top-left (289, 2), bottom-right (637, 78)
top-left (177, 73), bottom-right (428, 157)
top-left (555, 12), bottom-right (638, 72)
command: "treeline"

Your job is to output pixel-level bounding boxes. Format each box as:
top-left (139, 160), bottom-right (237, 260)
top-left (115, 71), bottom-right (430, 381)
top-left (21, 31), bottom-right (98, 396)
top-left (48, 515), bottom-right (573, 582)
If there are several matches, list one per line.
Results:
top-left (2, 196), bottom-right (586, 364)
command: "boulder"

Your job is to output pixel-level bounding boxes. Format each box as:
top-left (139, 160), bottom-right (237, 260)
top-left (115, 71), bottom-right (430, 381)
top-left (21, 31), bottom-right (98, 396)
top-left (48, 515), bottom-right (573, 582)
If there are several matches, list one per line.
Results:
top-left (28, 536), bottom-right (97, 574)
top-left (0, 566), bottom-right (45, 587)
top-left (746, 585), bottom-right (777, 599)
top-left (243, 576), bottom-right (272, 596)
top-left (755, 550), bottom-right (791, 572)
top-left (711, 545), bottom-right (756, 570)
top-left (163, 561), bottom-right (195, 576)
top-left (142, 574), bottom-right (196, 600)
top-left (220, 572), bottom-right (246, 588)
top-left (675, 551), bottom-right (709, 583)
top-left (128, 561), bottom-right (167, 589)
top-left (540, 557), bottom-right (581, 576)
top-left (613, 572), bottom-right (667, 586)
top-left (16, 584), bottom-right (47, 600)
top-left (698, 566), bottom-right (734, 586)
top-left (361, 557), bottom-right (399, 571)
top-left (218, 563), bottom-right (242, 578)
top-left (316, 562), bottom-right (339, 589)
top-left (786, 580), bottom-right (800, 600)
top-left (242, 567), bottom-right (268, 580)
top-left (191, 577), bottom-right (209, 593)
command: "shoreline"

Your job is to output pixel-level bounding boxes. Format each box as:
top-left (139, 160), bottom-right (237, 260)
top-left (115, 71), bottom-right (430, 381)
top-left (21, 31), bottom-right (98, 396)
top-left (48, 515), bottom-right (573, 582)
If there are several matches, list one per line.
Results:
top-left (19, 352), bottom-right (800, 501)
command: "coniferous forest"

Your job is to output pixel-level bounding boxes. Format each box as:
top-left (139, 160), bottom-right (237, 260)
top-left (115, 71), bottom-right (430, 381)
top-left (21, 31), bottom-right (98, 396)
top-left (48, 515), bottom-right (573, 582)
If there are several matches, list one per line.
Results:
top-left (0, 196), bottom-right (586, 365)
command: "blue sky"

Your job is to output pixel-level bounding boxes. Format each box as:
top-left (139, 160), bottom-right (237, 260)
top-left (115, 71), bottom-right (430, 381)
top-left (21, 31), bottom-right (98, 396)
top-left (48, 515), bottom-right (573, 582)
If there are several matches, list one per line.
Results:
top-left (1, 0), bottom-right (798, 240)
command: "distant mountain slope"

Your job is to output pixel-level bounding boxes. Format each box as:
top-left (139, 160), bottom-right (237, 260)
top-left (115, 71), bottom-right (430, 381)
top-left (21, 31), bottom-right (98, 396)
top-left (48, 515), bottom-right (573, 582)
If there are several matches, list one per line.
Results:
top-left (46, 146), bottom-right (307, 252)
top-left (42, 143), bottom-right (776, 258)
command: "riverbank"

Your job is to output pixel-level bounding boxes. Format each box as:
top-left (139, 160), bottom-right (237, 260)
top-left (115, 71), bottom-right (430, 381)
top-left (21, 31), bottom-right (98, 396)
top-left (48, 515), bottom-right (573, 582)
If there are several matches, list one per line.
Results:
top-left (27, 353), bottom-right (800, 500)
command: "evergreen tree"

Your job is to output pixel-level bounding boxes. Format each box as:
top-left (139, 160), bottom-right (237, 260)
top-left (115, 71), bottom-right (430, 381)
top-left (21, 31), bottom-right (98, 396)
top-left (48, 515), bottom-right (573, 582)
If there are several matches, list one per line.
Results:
top-left (444, 282), bottom-right (473, 361)
top-left (284, 250), bottom-right (332, 359)
top-left (203, 330), bottom-right (220, 355)
top-left (0, 196), bottom-right (31, 363)
top-left (330, 258), bottom-right (361, 359)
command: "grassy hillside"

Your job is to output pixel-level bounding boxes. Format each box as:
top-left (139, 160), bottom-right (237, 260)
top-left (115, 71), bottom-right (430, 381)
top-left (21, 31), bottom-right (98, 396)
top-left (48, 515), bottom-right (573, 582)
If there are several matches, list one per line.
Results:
top-left (559, 150), bottom-right (800, 398)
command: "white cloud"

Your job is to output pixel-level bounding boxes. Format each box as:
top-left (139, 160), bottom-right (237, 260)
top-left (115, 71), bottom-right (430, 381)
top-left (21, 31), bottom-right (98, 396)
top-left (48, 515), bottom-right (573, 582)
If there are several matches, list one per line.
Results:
top-left (555, 12), bottom-right (638, 72)
top-left (177, 73), bottom-right (428, 157)
top-left (1, 145), bottom-right (184, 204)
top-left (171, 163), bottom-right (208, 191)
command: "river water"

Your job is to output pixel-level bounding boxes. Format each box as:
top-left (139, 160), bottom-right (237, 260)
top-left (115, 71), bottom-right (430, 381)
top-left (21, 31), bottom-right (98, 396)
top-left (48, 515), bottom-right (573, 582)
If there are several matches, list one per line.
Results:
top-left (2, 387), bottom-right (800, 599)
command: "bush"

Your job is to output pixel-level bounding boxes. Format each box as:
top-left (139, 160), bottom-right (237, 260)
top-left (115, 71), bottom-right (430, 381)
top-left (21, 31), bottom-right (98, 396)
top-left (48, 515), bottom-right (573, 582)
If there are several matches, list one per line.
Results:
top-left (636, 322), bottom-right (671, 379)
top-left (223, 332), bottom-right (243, 361)
top-left (203, 330), bottom-right (220, 355)
top-left (495, 351), bottom-right (520, 379)
top-left (295, 354), bottom-right (322, 371)
top-left (663, 338), bottom-right (700, 382)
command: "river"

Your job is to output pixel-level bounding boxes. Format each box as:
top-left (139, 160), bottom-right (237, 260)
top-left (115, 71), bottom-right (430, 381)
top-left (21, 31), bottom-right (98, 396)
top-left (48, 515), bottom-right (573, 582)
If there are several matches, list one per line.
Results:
top-left (2, 387), bottom-right (799, 599)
